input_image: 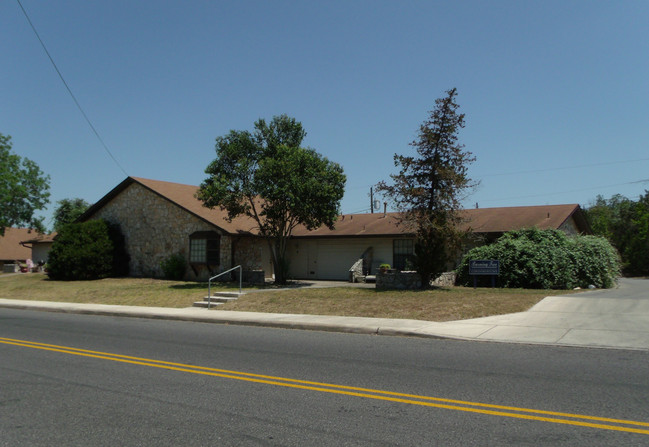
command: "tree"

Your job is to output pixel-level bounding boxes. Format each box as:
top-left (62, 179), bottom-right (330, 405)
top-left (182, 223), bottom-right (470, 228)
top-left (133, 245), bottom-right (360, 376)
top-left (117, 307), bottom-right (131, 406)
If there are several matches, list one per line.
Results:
top-left (376, 88), bottom-right (475, 288)
top-left (0, 133), bottom-right (50, 235)
top-left (585, 191), bottom-right (649, 276)
top-left (197, 115), bottom-right (346, 284)
top-left (53, 198), bottom-right (90, 232)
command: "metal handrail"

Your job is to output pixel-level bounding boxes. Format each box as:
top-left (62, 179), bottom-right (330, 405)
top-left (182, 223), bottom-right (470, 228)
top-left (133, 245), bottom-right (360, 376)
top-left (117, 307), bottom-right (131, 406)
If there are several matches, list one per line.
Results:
top-left (207, 265), bottom-right (242, 309)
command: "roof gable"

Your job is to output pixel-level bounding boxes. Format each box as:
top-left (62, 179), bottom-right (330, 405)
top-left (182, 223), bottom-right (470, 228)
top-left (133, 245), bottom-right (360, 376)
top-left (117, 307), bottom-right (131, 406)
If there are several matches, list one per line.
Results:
top-left (80, 177), bottom-right (260, 235)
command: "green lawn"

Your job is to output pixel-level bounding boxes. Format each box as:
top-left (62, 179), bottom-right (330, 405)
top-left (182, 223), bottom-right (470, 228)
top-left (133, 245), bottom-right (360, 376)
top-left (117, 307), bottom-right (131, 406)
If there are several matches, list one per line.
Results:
top-left (0, 273), bottom-right (576, 321)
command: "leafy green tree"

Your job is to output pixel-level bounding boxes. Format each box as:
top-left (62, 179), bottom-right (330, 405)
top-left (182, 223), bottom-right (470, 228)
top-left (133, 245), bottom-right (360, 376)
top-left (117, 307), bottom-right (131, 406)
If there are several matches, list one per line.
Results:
top-left (625, 191), bottom-right (649, 276)
top-left (47, 219), bottom-right (129, 280)
top-left (197, 115), bottom-right (346, 284)
top-left (376, 88), bottom-right (475, 288)
top-left (0, 133), bottom-right (50, 235)
top-left (585, 192), bottom-right (649, 276)
top-left (52, 198), bottom-right (90, 232)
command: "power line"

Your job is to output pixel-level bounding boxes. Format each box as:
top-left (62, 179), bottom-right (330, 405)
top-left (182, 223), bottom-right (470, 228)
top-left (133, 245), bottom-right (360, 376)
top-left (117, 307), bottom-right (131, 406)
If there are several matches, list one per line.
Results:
top-left (480, 157), bottom-right (649, 178)
top-left (16, 0), bottom-right (128, 177)
top-left (478, 178), bottom-right (649, 204)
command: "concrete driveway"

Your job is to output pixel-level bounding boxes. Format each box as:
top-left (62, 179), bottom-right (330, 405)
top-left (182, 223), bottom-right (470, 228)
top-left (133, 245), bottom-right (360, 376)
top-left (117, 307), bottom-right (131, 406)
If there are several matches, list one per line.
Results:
top-left (448, 278), bottom-right (649, 350)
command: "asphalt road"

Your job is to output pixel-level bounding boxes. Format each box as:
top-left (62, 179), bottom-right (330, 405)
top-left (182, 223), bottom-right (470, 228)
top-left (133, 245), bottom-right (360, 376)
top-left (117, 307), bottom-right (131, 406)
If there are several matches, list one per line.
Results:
top-left (1, 308), bottom-right (648, 446)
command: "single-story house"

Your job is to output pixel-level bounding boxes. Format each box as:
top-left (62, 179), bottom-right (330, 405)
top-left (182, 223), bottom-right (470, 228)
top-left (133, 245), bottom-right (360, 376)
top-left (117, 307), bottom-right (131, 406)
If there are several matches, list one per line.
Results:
top-left (77, 177), bottom-right (591, 281)
top-left (0, 228), bottom-right (39, 271)
top-left (20, 232), bottom-right (57, 265)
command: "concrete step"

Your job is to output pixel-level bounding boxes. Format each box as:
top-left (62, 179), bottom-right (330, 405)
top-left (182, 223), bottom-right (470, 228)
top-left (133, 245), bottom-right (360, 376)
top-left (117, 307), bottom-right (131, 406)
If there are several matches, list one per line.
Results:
top-left (208, 291), bottom-right (245, 298)
top-left (192, 291), bottom-right (246, 308)
top-left (202, 296), bottom-right (239, 303)
top-left (192, 300), bottom-right (224, 308)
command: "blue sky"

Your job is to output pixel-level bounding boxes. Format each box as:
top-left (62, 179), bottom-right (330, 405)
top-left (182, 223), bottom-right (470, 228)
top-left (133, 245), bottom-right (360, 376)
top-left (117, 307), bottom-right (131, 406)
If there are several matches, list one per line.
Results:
top-left (3, 0), bottom-right (649, 230)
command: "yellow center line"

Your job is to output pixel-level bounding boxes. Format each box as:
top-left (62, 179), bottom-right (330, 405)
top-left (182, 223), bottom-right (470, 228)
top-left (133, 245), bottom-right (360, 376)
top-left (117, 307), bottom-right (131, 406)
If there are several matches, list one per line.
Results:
top-left (2, 337), bottom-right (648, 435)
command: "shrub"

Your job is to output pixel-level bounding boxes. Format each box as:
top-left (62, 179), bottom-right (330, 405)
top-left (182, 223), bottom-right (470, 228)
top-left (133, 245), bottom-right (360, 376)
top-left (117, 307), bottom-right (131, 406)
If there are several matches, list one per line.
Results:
top-left (160, 253), bottom-right (186, 280)
top-left (569, 235), bottom-right (621, 288)
top-left (456, 228), bottom-right (620, 289)
top-left (47, 219), bottom-right (130, 280)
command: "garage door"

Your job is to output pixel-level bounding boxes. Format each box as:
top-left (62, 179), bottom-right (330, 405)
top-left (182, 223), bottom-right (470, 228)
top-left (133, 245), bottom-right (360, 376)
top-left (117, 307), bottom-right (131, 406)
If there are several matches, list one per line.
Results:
top-left (287, 238), bottom-right (394, 280)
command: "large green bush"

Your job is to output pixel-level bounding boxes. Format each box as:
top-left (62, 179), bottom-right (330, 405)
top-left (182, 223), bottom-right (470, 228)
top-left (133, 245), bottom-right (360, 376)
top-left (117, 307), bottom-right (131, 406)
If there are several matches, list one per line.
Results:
top-left (47, 219), bottom-right (130, 280)
top-left (456, 228), bottom-right (620, 289)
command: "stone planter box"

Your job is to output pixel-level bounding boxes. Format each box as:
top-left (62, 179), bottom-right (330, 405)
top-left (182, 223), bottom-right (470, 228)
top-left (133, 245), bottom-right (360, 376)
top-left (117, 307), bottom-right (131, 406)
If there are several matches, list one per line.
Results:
top-left (376, 271), bottom-right (422, 290)
top-left (377, 271), bottom-right (457, 290)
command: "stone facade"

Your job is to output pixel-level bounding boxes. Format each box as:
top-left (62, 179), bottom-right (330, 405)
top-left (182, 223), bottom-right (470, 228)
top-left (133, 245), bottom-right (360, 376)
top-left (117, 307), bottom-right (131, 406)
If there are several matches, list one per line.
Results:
top-left (90, 182), bottom-right (261, 280)
top-left (233, 237), bottom-right (264, 271)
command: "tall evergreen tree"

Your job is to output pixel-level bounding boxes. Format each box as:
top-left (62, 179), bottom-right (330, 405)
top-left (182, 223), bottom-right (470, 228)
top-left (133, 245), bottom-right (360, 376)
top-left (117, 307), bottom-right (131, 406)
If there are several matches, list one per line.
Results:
top-left (377, 88), bottom-right (475, 287)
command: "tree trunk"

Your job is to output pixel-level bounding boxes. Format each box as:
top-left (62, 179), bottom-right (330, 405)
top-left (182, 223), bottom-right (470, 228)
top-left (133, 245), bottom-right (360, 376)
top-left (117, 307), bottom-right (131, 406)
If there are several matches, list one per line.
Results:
top-left (267, 237), bottom-right (289, 285)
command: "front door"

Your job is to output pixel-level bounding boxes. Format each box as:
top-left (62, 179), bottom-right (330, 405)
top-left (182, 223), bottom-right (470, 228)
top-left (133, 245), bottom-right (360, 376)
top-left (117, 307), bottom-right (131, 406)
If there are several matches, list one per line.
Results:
top-left (307, 241), bottom-right (318, 279)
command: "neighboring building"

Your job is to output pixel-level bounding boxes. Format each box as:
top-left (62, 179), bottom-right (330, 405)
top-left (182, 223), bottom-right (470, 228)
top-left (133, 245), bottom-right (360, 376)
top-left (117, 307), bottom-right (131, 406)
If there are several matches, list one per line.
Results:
top-left (0, 228), bottom-right (38, 271)
top-left (20, 232), bottom-right (57, 265)
top-left (78, 177), bottom-right (591, 281)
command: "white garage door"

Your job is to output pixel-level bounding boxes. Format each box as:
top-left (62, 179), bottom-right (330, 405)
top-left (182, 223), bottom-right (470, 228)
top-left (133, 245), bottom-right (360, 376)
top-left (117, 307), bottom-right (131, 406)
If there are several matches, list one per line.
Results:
top-left (288, 238), bottom-right (394, 280)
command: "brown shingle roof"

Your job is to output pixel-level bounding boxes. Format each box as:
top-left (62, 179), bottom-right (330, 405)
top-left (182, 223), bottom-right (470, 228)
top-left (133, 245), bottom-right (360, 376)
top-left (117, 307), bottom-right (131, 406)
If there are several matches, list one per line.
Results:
top-left (21, 232), bottom-right (57, 244)
top-left (459, 204), bottom-right (588, 234)
top-left (0, 228), bottom-right (37, 261)
top-left (292, 204), bottom-right (589, 237)
top-left (82, 177), bottom-right (590, 238)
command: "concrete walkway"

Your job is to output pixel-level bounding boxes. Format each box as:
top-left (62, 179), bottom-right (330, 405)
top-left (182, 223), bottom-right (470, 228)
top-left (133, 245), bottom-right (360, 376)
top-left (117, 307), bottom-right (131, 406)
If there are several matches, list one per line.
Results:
top-left (1, 278), bottom-right (648, 351)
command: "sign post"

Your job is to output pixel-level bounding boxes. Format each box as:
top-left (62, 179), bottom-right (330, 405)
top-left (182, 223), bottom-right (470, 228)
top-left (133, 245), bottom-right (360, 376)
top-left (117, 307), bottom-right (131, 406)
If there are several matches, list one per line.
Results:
top-left (468, 260), bottom-right (500, 288)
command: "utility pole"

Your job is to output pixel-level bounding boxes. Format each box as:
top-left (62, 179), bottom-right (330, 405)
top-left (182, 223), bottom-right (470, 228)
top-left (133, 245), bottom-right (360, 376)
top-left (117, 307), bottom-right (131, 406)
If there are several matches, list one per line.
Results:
top-left (370, 187), bottom-right (374, 213)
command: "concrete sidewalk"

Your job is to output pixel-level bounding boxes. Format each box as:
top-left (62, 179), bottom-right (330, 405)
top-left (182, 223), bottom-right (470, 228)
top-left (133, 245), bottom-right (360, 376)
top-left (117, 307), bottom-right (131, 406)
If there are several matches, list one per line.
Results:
top-left (2, 278), bottom-right (649, 351)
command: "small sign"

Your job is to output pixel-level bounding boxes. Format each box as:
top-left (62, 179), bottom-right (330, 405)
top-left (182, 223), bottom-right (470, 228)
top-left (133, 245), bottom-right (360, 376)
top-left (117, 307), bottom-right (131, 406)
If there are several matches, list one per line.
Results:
top-left (469, 260), bottom-right (500, 276)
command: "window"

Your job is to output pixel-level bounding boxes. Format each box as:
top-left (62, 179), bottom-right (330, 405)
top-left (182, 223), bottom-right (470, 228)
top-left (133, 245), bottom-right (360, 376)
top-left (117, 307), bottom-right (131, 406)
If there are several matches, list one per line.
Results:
top-left (393, 239), bottom-right (414, 271)
top-left (189, 231), bottom-right (220, 265)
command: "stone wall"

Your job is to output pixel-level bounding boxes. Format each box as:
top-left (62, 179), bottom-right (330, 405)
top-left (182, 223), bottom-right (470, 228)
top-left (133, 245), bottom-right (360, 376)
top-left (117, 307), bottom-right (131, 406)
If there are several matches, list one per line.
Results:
top-left (559, 217), bottom-right (579, 236)
top-left (377, 271), bottom-right (457, 290)
top-left (233, 237), bottom-right (265, 271)
top-left (376, 271), bottom-right (422, 290)
top-left (431, 271), bottom-right (457, 287)
top-left (91, 182), bottom-right (232, 280)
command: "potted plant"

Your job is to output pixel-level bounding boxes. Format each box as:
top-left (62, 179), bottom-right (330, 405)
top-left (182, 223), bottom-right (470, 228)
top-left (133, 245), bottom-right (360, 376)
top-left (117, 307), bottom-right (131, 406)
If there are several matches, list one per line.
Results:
top-left (379, 263), bottom-right (391, 274)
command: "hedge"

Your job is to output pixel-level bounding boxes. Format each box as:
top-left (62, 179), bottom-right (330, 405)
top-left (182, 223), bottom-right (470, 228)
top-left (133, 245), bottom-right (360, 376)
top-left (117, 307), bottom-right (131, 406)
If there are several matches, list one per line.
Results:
top-left (47, 219), bottom-right (130, 280)
top-left (456, 228), bottom-right (620, 289)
